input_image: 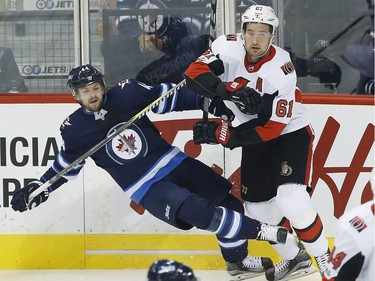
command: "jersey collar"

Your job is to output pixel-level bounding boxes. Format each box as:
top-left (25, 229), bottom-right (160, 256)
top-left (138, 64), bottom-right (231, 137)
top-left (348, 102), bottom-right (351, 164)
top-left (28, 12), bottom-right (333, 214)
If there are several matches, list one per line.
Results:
top-left (244, 45), bottom-right (276, 73)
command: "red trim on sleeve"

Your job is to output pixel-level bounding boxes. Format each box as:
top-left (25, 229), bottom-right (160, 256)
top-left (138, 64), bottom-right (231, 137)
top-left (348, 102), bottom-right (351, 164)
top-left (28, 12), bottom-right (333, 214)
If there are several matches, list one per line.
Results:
top-left (185, 61), bottom-right (212, 79)
top-left (255, 120), bottom-right (286, 141)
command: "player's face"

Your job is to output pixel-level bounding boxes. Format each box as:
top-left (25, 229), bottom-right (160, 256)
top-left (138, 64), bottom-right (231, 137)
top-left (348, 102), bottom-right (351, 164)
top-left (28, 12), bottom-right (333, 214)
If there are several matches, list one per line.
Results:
top-left (243, 23), bottom-right (273, 62)
top-left (76, 82), bottom-right (104, 112)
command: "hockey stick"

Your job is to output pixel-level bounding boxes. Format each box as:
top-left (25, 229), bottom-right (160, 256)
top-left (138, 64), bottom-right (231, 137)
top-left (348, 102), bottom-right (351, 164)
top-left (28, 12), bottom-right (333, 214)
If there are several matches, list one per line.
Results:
top-left (28, 79), bottom-right (187, 201)
top-left (309, 9), bottom-right (370, 59)
top-left (202, 0), bottom-right (217, 120)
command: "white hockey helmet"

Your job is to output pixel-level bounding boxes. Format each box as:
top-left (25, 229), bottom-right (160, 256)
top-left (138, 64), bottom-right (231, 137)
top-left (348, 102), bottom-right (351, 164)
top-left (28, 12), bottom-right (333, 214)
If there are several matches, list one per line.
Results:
top-left (241, 5), bottom-right (279, 34)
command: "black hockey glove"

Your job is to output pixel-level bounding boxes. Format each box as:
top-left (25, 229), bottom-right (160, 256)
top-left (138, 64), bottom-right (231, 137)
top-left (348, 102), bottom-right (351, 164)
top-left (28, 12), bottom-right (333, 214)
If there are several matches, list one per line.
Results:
top-left (208, 96), bottom-right (235, 121)
top-left (217, 82), bottom-right (263, 115)
top-left (306, 55), bottom-right (342, 89)
top-left (193, 120), bottom-right (235, 148)
top-left (11, 180), bottom-right (49, 212)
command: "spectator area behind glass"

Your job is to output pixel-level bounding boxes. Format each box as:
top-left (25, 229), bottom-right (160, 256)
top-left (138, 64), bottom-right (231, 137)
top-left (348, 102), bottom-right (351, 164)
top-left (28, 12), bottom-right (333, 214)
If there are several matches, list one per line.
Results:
top-left (100, 7), bottom-right (211, 87)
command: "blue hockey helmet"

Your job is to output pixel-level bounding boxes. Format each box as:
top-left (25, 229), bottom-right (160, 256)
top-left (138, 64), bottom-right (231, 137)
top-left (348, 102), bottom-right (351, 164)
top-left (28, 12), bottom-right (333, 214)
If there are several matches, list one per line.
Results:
top-left (147, 259), bottom-right (198, 281)
top-left (67, 64), bottom-right (105, 98)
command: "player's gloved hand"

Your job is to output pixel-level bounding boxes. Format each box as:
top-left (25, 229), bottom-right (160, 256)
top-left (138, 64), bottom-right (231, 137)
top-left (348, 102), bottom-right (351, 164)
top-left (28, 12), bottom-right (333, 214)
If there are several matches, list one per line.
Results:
top-left (193, 120), bottom-right (234, 148)
top-left (11, 180), bottom-right (49, 212)
top-left (307, 55), bottom-right (342, 89)
top-left (221, 82), bottom-right (263, 114)
top-left (208, 96), bottom-right (235, 121)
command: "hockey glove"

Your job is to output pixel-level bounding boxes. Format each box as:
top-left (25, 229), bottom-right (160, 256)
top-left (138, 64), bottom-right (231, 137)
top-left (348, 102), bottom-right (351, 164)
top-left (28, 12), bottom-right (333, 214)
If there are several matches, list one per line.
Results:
top-left (193, 120), bottom-right (233, 148)
top-left (217, 82), bottom-right (263, 115)
top-left (306, 55), bottom-right (342, 89)
top-left (208, 96), bottom-right (235, 121)
top-left (11, 180), bottom-right (49, 212)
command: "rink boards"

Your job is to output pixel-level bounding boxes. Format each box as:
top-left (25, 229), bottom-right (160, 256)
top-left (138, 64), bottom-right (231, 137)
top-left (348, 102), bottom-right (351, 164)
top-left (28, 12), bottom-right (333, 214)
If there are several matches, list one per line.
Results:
top-left (0, 94), bottom-right (373, 269)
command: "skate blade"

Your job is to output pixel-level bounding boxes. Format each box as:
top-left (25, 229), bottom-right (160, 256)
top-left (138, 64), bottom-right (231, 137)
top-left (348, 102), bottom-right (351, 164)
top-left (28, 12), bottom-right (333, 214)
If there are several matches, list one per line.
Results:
top-left (280, 265), bottom-right (317, 280)
top-left (229, 272), bottom-right (265, 280)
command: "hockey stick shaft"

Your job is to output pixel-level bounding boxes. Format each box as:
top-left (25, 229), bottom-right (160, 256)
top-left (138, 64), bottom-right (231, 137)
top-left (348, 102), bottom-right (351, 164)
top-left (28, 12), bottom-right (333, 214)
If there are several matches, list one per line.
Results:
top-left (309, 10), bottom-right (368, 58)
top-left (203, 0), bottom-right (217, 120)
top-left (29, 79), bottom-right (186, 199)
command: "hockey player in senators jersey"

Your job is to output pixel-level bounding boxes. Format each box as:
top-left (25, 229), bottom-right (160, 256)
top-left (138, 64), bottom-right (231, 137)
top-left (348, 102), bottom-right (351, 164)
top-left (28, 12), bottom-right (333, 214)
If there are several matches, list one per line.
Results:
top-left (184, 5), bottom-right (330, 281)
top-left (323, 198), bottom-right (374, 281)
top-left (10, 64), bottom-right (288, 279)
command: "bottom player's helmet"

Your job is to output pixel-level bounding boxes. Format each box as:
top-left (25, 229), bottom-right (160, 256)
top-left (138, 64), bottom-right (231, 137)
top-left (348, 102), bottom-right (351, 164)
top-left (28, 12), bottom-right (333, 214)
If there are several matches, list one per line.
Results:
top-left (147, 259), bottom-right (198, 281)
top-left (67, 64), bottom-right (105, 98)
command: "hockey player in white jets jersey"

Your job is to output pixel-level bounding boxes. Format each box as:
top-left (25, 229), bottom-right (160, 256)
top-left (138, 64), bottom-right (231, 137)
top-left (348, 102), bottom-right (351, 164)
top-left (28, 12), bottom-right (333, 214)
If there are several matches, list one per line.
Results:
top-left (323, 198), bottom-right (374, 280)
top-left (185, 4), bottom-right (330, 281)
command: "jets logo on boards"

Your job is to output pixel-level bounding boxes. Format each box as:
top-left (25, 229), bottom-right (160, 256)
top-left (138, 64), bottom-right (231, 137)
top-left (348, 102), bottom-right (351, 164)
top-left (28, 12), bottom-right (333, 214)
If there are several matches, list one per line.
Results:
top-left (106, 123), bottom-right (148, 164)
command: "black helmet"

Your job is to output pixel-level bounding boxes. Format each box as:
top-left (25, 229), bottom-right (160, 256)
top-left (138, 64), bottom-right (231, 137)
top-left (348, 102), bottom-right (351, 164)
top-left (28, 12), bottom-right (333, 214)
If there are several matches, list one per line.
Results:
top-left (67, 64), bottom-right (105, 98)
top-left (147, 259), bottom-right (198, 281)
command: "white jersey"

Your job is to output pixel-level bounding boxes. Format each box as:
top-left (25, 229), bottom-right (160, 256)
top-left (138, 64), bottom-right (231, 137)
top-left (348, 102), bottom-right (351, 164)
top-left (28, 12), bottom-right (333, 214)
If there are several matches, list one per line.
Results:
top-left (211, 33), bottom-right (310, 136)
top-left (324, 200), bottom-right (374, 281)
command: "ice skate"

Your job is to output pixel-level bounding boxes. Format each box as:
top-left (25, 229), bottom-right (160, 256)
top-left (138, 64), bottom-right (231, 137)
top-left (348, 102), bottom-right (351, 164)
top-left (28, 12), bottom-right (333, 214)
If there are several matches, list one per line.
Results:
top-left (314, 249), bottom-right (330, 276)
top-left (256, 223), bottom-right (288, 244)
top-left (227, 255), bottom-right (273, 280)
top-left (265, 243), bottom-right (316, 280)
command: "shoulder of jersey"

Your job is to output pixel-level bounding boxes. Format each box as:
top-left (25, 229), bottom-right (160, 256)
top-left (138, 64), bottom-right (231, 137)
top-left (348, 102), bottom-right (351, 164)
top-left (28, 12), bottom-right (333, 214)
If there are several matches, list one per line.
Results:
top-left (268, 45), bottom-right (296, 77)
top-left (273, 45), bottom-right (292, 60)
top-left (59, 109), bottom-right (80, 133)
top-left (340, 200), bottom-right (374, 226)
top-left (215, 33), bottom-right (242, 44)
top-left (213, 33), bottom-right (243, 53)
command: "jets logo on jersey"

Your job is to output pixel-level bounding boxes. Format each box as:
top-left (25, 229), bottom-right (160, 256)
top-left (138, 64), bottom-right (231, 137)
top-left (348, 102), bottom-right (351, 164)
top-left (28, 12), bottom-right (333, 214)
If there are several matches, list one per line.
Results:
top-left (106, 123), bottom-right (148, 164)
top-left (94, 109), bottom-right (108, 120)
top-left (281, 61), bottom-right (295, 75)
top-left (116, 134), bottom-right (137, 155)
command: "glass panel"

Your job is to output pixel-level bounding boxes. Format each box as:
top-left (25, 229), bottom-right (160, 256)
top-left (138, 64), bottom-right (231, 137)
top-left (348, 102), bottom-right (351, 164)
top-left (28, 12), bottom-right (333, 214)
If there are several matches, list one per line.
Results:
top-left (235, 0), bottom-right (373, 95)
top-left (0, 0), bottom-right (75, 93)
top-left (282, 0), bottom-right (373, 94)
top-left (1, 0), bottom-right (372, 94)
top-left (93, 0), bottom-right (212, 87)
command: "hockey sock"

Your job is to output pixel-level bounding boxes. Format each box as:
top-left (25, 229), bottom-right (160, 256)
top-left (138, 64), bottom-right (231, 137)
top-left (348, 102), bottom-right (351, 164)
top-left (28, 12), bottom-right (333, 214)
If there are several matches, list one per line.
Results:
top-left (208, 206), bottom-right (261, 240)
